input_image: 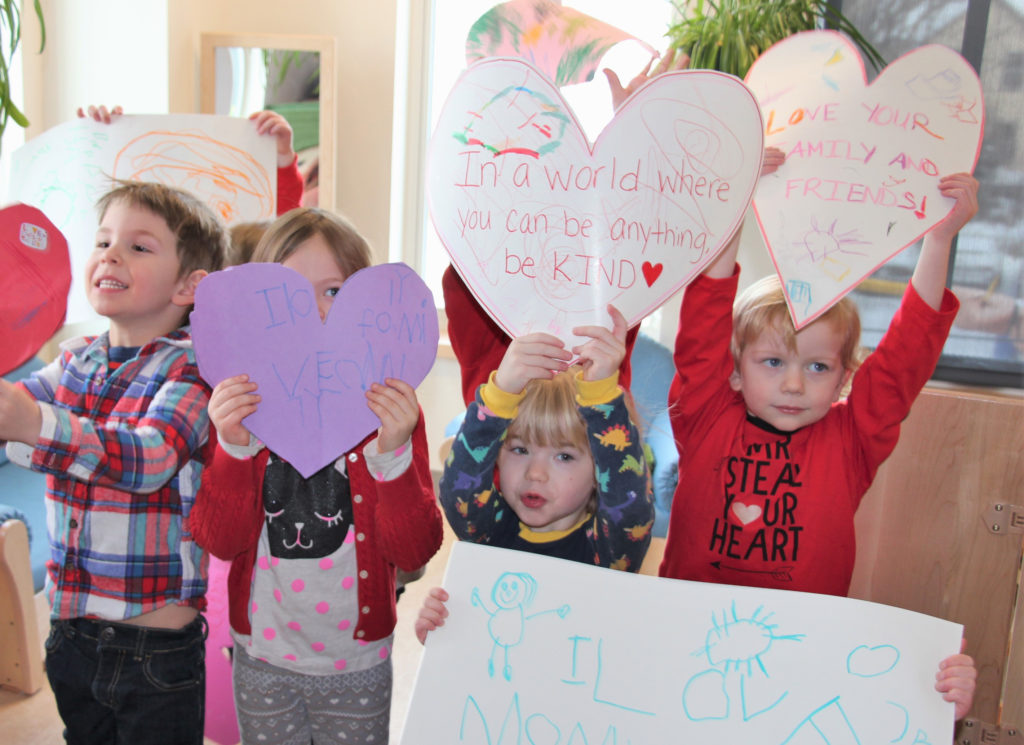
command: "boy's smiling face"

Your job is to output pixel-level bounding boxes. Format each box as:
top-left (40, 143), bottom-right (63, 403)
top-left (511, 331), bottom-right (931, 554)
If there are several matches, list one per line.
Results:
top-left (87, 200), bottom-right (204, 347)
top-left (729, 318), bottom-right (851, 432)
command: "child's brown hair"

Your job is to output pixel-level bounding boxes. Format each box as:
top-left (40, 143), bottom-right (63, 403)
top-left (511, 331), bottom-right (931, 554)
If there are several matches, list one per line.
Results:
top-left (251, 208), bottom-right (373, 278)
top-left (95, 180), bottom-right (228, 277)
top-left (731, 275), bottom-right (863, 374)
top-left (227, 219), bottom-right (273, 267)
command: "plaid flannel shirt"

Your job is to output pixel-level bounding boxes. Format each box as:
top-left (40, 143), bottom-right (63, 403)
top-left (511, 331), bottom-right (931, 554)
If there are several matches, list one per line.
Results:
top-left (10, 328), bottom-right (211, 620)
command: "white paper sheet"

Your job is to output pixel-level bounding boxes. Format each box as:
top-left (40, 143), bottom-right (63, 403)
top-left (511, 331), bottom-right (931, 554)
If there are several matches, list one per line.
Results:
top-left (402, 542), bottom-right (961, 745)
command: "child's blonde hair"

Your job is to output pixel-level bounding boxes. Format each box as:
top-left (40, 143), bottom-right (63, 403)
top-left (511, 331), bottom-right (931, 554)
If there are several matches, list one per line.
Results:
top-left (252, 208), bottom-right (372, 277)
top-left (96, 180), bottom-right (228, 278)
top-left (507, 370), bottom-right (590, 453)
top-left (731, 275), bottom-right (862, 374)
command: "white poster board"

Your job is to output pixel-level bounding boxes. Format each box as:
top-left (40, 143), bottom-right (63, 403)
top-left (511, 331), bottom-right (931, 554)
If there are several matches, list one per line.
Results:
top-left (427, 58), bottom-right (764, 347)
top-left (402, 542), bottom-right (961, 745)
top-left (7, 114), bottom-right (276, 324)
top-left (746, 31), bottom-right (984, 328)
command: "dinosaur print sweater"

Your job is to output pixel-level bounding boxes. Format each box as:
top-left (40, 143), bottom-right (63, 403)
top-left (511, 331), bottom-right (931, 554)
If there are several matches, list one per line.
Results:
top-left (440, 372), bottom-right (654, 572)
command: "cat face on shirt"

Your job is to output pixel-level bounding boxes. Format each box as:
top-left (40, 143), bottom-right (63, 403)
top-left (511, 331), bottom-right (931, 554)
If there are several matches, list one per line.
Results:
top-left (263, 455), bottom-right (353, 559)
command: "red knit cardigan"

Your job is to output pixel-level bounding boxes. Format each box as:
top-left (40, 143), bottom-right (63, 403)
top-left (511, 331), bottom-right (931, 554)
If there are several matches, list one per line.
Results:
top-left (188, 417), bottom-right (442, 642)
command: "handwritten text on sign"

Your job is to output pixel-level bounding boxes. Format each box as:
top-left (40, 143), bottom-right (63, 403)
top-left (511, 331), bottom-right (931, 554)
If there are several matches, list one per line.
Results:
top-left (402, 542), bottom-right (962, 745)
top-left (428, 58), bottom-right (764, 347)
top-left (747, 31), bottom-right (984, 328)
top-left (190, 262), bottom-right (439, 477)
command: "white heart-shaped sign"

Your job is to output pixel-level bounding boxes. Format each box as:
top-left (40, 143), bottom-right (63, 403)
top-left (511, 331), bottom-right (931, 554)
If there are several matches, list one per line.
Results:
top-left (428, 57), bottom-right (764, 346)
top-left (746, 31), bottom-right (984, 328)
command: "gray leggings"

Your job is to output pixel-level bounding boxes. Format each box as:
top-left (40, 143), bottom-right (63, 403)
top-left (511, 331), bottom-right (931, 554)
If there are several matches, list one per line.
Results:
top-left (232, 644), bottom-right (392, 745)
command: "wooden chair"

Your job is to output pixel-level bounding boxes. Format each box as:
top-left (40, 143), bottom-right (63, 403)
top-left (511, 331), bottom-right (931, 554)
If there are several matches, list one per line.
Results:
top-left (0, 518), bottom-right (44, 694)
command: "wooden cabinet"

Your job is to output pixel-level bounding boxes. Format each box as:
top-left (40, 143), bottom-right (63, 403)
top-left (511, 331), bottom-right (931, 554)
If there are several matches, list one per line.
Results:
top-left (849, 387), bottom-right (1023, 737)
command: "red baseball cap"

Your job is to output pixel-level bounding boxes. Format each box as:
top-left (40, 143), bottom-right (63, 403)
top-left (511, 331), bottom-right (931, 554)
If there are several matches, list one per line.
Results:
top-left (0, 203), bottom-right (71, 375)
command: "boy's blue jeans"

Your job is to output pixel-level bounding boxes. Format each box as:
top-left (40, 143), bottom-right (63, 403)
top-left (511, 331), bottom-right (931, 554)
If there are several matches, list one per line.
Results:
top-left (44, 614), bottom-right (207, 745)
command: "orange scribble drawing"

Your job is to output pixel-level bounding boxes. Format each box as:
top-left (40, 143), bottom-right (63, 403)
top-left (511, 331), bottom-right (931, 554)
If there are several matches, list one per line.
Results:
top-left (112, 130), bottom-right (274, 224)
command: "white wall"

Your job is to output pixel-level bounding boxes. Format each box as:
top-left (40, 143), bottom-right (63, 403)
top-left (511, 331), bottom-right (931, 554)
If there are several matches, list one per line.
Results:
top-left (22, 0), bottom-right (169, 136)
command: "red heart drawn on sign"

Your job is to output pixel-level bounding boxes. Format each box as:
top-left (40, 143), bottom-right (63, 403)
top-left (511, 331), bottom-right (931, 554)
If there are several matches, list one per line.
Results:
top-left (428, 57), bottom-right (764, 347)
top-left (641, 261), bottom-right (663, 287)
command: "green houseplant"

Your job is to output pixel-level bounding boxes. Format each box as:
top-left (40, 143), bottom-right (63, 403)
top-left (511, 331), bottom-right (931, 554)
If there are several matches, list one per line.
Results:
top-left (0, 0), bottom-right (45, 157)
top-left (666, 0), bottom-right (884, 79)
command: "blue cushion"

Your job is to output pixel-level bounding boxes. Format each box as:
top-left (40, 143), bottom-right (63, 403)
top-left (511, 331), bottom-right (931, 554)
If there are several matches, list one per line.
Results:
top-left (628, 333), bottom-right (675, 439)
top-left (0, 503), bottom-right (31, 531)
top-left (628, 333), bottom-right (678, 537)
top-left (0, 461), bottom-right (49, 592)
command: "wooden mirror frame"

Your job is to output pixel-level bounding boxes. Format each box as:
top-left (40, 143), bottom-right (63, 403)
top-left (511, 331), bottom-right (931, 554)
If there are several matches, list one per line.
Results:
top-left (200, 32), bottom-right (336, 211)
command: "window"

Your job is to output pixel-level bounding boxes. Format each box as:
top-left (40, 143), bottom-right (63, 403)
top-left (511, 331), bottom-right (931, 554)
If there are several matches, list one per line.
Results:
top-left (835, 0), bottom-right (1024, 387)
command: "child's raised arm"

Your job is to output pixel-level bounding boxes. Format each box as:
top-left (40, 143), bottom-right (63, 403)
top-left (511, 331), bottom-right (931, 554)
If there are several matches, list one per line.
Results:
top-left (604, 47), bottom-right (690, 112)
top-left (249, 110), bottom-right (298, 168)
top-left (911, 173), bottom-right (979, 311)
top-left (7, 359), bottom-right (210, 492)
top-left (703, 146), bottom-right (786, 280)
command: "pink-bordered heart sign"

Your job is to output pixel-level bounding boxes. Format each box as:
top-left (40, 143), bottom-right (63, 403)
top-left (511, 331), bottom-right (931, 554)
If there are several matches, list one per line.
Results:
top-left (746, 31), bottom-right (984, 328)
top-left (190, 262), bottom-right (439, 478)
top-left (428, 57), bottom-right (765, 347)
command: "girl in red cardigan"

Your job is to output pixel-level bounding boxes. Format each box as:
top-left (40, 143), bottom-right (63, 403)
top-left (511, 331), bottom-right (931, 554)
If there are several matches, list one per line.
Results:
top-left (189, 208), bottom-right (443, 745)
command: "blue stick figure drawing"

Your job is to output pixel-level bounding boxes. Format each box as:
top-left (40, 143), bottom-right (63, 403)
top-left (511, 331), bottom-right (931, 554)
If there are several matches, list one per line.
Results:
top-left (471, 571), bottom-right (570, 682)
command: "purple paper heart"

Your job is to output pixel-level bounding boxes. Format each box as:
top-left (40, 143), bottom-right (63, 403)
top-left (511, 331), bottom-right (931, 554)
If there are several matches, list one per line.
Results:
top-left (191, 262), bottom-right (439, 477)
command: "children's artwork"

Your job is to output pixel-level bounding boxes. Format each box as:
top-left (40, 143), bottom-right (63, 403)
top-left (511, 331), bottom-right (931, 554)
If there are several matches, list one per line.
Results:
top-left (746, 31), bottom-right (984, 328)
top-left (466, 0), bottom-right (655, 86)
top-left (190, 262), bottom-right (439, 478)
top-left (0, 205), bottom-right (70, 375)
top-left (428, 57), bottom-right (764, 347)
top-left (6, 114), bottom-right (276, 324)
top-left (402, 542), bottom-right (962, 745)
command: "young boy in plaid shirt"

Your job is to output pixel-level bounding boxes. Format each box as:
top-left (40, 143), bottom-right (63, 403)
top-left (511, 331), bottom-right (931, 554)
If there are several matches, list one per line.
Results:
top-left (0, 181), bottom-right (228, 745)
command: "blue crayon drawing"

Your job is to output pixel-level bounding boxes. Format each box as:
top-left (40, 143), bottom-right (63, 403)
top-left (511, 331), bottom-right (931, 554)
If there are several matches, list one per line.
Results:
top-left (786, 279), bottom-right (814, 316)
top-left (683, 601), bottom-right (805, 722)
top-left (779, 696), bottom-right (862, 744)
top-left (886, 700), bottom-right (910, 743)
top-left (847, 644), bottom-right (900, 677)
top-left (472, 572), bottom-right (570, 682)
